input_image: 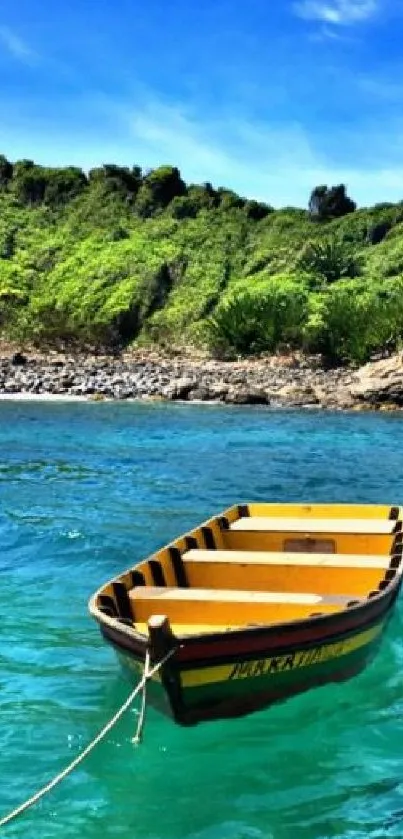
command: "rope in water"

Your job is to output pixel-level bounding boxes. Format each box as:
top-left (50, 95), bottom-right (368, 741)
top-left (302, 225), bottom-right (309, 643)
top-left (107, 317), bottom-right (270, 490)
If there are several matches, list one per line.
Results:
top-left (131, 650), bottom-right (150, 746)
top-left (0, 648), bottom-right (174, 830)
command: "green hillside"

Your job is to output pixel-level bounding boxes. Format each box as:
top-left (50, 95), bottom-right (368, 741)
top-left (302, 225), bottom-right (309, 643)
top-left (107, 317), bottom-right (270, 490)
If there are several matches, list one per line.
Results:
top-left (1, 155), bottom-right (403, 364)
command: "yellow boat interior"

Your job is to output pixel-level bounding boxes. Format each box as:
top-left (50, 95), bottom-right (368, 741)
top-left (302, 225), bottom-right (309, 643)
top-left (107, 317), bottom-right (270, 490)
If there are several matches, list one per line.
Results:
top-left (94, 504), bottom-right (403, 638)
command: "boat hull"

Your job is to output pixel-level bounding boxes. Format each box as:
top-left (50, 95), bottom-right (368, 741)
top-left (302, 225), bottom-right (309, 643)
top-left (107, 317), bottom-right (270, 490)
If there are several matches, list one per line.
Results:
top-left (91, 502), bottom-right (403, 725)
top-left (100, 588), bottom-right (398, 725)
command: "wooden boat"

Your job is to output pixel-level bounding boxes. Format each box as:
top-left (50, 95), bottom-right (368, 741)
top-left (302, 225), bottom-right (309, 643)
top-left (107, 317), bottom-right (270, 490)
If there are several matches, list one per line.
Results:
top-left (89, 503), bottom-right (403, 725)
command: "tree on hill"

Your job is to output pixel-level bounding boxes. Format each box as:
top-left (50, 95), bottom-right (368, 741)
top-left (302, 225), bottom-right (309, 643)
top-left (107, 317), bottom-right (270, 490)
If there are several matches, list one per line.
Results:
top-left (308, 184), bottom-right (356, 222)
top-left (43, 167), bottom-right (88, 205)
top-left (217, 188), bottom-right (246, 211)
top-left (243, 199), bottom-right (273, 221)
top-left (88, 164), bottom-right (141, 199)
top-left (135, 166), bottom-right (187, 218)
top-left (12, 161), bottom-right (47, 205)
top-left (0, 155), bottom-right (13, 187)
top-left (11, 161), bottom-right (88, 206)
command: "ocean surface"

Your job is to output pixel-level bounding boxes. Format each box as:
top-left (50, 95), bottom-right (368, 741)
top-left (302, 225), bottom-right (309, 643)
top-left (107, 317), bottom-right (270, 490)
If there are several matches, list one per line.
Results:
top-left (2, 401), bottom-right (403, 839)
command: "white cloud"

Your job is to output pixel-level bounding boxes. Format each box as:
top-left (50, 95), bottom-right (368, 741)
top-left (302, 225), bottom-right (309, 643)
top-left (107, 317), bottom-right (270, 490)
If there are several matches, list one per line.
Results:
top-left (294, 0), bottom-right (378, 25)
top-left (0, 25), bottom-right (36, 62)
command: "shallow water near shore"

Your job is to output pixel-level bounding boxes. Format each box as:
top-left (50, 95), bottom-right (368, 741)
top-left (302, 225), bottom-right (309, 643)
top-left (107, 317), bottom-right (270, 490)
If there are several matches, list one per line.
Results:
top-left (2, 401), bottom-right (403, 838)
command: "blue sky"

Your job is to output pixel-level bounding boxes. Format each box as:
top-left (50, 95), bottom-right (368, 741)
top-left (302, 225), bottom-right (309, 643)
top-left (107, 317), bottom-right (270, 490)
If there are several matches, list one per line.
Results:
top-left (0, 0), bottom-right (403, 206)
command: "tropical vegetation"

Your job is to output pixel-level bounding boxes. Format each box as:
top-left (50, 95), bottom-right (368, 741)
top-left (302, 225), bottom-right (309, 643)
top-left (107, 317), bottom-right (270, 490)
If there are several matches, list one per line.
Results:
top-left (1, 154), bottom-right (403, 364)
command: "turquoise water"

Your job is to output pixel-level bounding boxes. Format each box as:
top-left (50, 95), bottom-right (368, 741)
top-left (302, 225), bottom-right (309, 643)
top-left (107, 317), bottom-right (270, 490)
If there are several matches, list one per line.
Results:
top-left (2, 402), bottom-right (403, 838)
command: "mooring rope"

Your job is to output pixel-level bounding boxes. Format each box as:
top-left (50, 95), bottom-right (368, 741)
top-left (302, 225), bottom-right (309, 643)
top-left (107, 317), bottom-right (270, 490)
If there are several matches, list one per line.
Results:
top-left (131, 650), bottom-right (150, 745)
top-left (0, 648), bottom-right (175, 830)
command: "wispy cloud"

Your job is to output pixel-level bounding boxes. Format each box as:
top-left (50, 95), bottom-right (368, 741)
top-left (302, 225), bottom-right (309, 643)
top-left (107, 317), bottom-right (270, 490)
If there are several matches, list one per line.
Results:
top-left (0, 25), bottom-right (36, 62)
top-left (293, 0), bottom-right (378, 26)
top-left (129, 104), bottom-right (232, 181)
top-left (112, 96), bottom-right (403, 207)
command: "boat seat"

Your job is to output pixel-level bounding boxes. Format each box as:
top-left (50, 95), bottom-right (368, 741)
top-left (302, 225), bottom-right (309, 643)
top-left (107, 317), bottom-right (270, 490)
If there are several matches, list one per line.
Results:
top-left (182, 550), bottom-right (387, 596)
top-left (182, 549), bottom-right (391, 568)
top-left (129, 586), bottom-right (354, 625)
top-left (229, 517), bottom-right (398, 535)
top-left (131, 587), bottom-right (353, 604)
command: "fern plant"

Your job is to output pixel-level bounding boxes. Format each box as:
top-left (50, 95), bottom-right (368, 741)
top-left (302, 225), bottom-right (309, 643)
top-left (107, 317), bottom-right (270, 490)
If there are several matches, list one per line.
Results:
top-left (297, 237), bottom-right (361, 284)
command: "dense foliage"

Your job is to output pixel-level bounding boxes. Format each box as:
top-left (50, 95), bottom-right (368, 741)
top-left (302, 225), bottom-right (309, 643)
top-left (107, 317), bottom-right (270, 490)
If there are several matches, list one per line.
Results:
top-left (1, 154), bottom-right (403, 364)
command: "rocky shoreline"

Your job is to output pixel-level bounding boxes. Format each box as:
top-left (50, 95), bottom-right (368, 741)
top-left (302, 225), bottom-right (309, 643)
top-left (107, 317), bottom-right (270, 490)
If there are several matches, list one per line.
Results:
top-left (1, 349), bottom-right (403, 410)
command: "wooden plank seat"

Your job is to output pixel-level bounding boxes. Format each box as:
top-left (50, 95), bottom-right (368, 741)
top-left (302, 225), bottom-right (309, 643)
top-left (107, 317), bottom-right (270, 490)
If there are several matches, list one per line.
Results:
top-left (229, 517), bottom-right (397, 535)
top-left (183, 549), bottom-right (391, 568)
top-left (246, 503), bottom-right (400, 519)
top-left (182, 549), bottom-right (388, 596)
top-left (129, 586), bottom-right (353, 625)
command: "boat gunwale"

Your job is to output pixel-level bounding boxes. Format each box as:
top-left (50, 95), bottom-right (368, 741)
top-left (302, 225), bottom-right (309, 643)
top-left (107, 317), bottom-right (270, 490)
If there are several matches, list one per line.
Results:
top-left (100, 595), bottom-right (394, 665)
top-left (90, 570), bottom-right (401, 653)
